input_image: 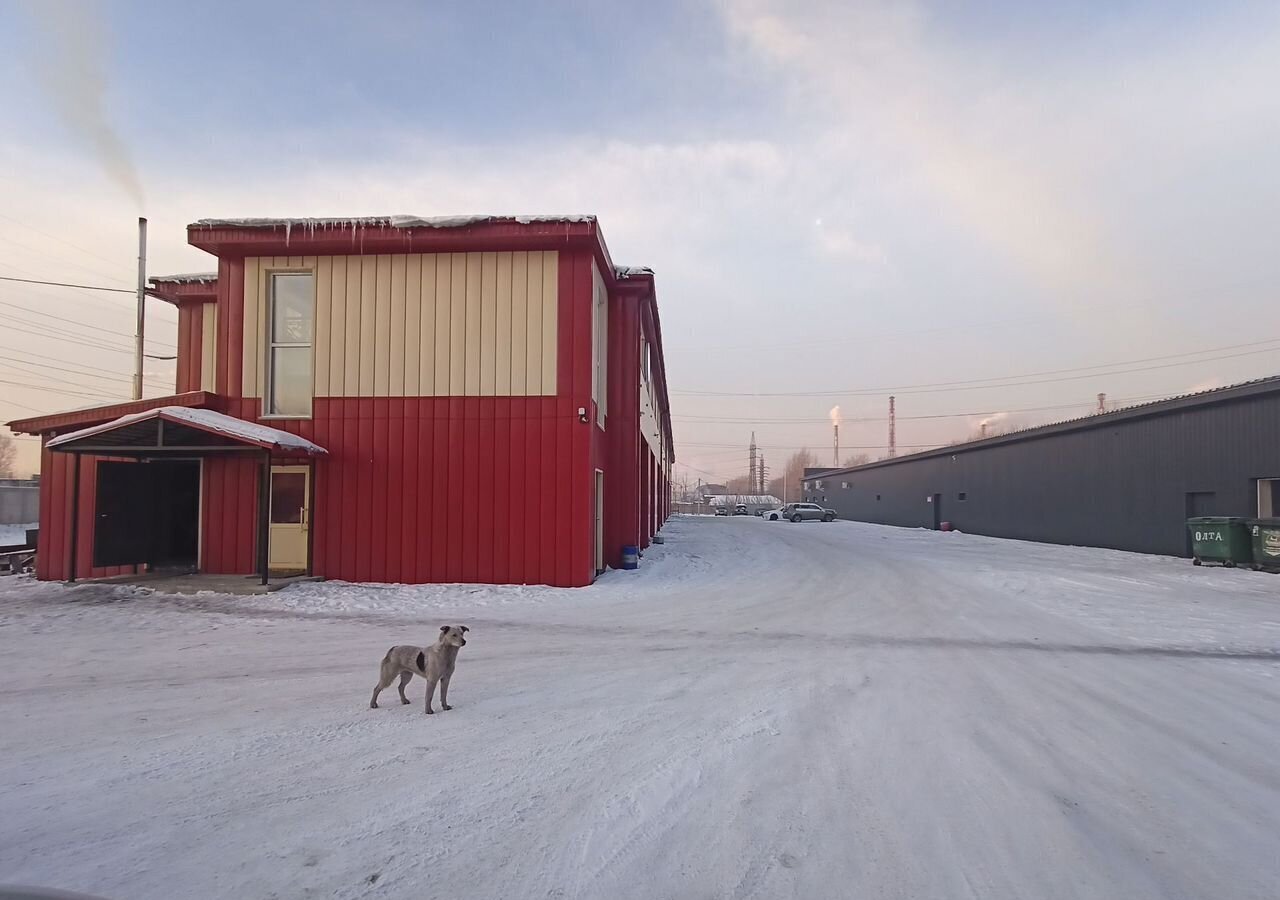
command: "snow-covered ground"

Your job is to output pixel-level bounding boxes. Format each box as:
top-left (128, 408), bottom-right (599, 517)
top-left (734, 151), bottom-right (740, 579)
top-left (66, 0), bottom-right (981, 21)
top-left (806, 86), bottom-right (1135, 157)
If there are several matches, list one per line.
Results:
top-left (0, 522), bottom-right (35, 545)
top-left (2, 518), bottom-right (1278, 900)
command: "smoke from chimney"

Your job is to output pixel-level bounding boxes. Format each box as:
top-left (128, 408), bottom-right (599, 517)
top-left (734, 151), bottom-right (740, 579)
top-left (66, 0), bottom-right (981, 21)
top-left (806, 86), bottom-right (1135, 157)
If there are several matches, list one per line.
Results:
top-left (29, 0), bottom-right (145, 207)
top-left (828, 405), bottom-right (841, 427)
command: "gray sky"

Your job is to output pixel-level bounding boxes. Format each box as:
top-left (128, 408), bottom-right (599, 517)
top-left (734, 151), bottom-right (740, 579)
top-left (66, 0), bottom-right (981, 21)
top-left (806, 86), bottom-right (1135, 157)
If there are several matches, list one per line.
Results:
top-left (2, 0), bottom-right (1279, 481)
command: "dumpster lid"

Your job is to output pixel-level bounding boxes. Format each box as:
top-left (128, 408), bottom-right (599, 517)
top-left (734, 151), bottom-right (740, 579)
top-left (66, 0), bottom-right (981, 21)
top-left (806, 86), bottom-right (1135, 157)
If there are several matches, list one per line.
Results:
top-left (1246, 518), bottom-right (1280, 527)
top-left (1186, 516), bottom-right (1248, 524)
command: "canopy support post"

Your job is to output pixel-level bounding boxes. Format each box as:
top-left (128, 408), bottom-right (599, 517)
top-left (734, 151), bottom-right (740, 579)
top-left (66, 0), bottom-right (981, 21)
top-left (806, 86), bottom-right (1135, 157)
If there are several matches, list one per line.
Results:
top-left (258, 451), bottom-right (271, 586)
top-left (67, 453), bottom-right (81, 583)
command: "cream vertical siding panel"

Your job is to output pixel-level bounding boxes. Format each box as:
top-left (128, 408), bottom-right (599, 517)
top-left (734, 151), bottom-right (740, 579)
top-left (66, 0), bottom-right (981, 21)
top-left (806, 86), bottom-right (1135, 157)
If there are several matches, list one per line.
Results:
top-left (448, 253), bottom-right (467, 395)
top-left (419, 254), bottom-right (437, 396)
top-left (314, 256), bottom-right (332, 396)
top-left (404, 255), bottom-right (421, 397)
top-left (373, 255), bottom-right (392, 395)
top-left (358, 256), bottom-right (377, 395)
top-left (201, 303), bottom-right (217, 393)
top-left (495, 252), bottom-right (513, 394)
top-left (540, 251), bottom-right (558, 395)
top-left (242, 257), bottom-right (261, 399)
top-left (344, 256), bottom-right (362, 398)
top-left (510, 252), bottom-right (528, 395)
top-left (479, 252), bottom-right (497, 396)
top-left (463, 253), bottom-right (482, 395)
top-left (389, 255), bottom-right (407, 397)
top-left (434, 254), bottom-right (452, 394)
top-left (328, 257), bottom-right (348, 396)
top-left (524, 251), bottom-right (543, 394)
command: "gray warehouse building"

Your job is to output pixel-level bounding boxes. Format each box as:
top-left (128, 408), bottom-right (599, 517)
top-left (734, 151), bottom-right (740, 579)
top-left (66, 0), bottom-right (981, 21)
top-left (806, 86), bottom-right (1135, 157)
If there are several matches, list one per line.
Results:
top-left (802, 377), bottom-right (1280, 558)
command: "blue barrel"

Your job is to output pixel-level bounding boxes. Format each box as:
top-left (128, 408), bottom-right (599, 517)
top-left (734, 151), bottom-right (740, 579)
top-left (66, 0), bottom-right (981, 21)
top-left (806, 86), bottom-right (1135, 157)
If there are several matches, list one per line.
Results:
top-left (621, 545), bottom-right (639, 569)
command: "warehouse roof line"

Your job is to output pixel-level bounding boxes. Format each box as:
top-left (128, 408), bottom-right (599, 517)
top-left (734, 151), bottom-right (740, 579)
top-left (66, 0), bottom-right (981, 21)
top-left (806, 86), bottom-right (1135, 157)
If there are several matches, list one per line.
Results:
top-left (805, 374), bottom-right (1280, 480)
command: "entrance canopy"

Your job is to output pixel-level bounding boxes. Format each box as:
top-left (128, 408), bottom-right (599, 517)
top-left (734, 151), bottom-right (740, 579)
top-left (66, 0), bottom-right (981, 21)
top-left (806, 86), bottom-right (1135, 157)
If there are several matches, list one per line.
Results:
top-left (46, 406), bottom-right (326, 458)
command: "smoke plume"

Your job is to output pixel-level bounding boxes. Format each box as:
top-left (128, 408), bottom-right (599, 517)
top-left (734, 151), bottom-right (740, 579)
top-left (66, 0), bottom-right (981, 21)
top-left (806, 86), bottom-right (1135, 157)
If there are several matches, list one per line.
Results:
top-left (28, 0), bottom-right (145, 207)
top-left (828, 405), bottom-right (842, 427)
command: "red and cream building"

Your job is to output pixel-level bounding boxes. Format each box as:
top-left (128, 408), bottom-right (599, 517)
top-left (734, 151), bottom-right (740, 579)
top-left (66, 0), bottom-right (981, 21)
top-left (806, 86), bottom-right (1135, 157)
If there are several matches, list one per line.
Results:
top-left (8, 216), bottom-right (673, 587)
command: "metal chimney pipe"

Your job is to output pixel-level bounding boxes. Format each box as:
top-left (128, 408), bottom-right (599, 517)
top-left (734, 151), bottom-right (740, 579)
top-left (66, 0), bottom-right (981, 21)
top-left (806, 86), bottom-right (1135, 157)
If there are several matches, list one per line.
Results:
top-left (133, 217), bottom-right (147, 400)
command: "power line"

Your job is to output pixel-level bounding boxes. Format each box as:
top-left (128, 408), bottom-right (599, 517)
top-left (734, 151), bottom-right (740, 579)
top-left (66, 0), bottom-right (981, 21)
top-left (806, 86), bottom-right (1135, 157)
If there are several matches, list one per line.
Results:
top-left (0, 232), bottom-right (134, 289)
top-left (0, 213), bottom-right (133, 271)
top-left (0, 344), bottom-right (138, 380)
top-left (0, 301), bottom-right (176, 351)
top-left (0, 318), bottom-right (176, 360)
top-left (672, 340), bottom-right (1280, 397)
top-left (1, 355), bottom-right (133, 387)
top-left (671, 395), bottom-right (1177, 426)
top-left (0, 274), bottom-right (134, 294)
top-left (0, 377), bottom-right (127, 401)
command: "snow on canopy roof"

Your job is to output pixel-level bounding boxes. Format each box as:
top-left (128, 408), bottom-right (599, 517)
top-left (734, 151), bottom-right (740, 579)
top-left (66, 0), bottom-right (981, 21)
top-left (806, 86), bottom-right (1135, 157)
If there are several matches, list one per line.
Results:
top-left (149, 272), bottom-right (217, 284)
top-left (708, 495), bottom-right (782, 506)
top-left (47, 406), bottom-right (326, 455)
top-left (615, 265), bottom-right (654, 279)
top-left (190, 215), bottom-right (596, 231)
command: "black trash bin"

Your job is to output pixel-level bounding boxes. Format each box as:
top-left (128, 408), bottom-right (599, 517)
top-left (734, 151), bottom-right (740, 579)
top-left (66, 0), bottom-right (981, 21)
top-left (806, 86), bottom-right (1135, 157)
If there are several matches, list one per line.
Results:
top-left (1186, 517), bottom-right (1253, 567)
top-left (1246, 518), bottom-right (1280, 571)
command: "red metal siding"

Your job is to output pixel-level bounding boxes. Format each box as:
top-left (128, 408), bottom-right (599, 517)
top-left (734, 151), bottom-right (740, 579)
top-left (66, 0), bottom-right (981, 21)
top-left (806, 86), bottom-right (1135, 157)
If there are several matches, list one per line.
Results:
top-left (36, 447), bottom-right (144, 581)
top-left (29, 246), bottom-right (637, 588)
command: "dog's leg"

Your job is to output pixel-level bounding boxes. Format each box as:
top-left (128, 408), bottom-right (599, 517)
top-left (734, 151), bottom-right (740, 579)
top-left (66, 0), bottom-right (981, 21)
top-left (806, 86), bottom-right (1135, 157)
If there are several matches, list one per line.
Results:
top-left (439, 673), bottom-right (453, 711)
top-left (370, 659), bottom-right (396, 709)
top-left (424, 676), bottom-right (440, 714)
top-left (397, 670), bottom-right (413, 705)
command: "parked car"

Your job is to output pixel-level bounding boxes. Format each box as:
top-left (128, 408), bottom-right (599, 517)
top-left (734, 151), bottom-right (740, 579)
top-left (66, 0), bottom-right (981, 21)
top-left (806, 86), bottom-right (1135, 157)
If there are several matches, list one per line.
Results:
top-left (714, 506), bottom-right (729, 516)
top-left (733, 504), bottom-right (750, 516)
top-left (761, 506), bottom-right (786, 521)
top-left (786, 502), bottom-right (836, 523)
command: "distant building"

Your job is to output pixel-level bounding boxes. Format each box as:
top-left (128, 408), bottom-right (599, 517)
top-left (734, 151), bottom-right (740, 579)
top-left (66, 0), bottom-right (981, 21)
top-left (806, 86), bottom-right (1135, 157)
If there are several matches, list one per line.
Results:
top-left (8, 215), bottom-right (674, 587)
top-left (802, 377), bottom-right (1280, 557)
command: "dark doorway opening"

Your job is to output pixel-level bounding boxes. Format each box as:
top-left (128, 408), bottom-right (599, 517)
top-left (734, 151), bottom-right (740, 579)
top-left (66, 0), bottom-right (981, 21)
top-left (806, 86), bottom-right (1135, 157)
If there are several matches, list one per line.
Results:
top-left (1184, 491), bottom-right (1219, 557)
top-left (931, 493), bottom-right (942, 530)
top-left (93, 460), bottom-right (200, 570)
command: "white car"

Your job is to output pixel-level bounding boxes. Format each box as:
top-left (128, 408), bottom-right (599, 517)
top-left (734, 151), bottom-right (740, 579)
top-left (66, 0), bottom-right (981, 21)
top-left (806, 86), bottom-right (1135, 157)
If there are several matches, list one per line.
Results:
top-left (760, 506), bottom-right (786, 521)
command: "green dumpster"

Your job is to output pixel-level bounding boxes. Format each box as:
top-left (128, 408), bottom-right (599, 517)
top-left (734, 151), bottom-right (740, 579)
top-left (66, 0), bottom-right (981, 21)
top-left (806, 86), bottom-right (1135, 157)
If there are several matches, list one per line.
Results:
top-left (1246, 518), bottom-right (1280, 571)
top-left (1187, 517), bottom-right (1253, 567)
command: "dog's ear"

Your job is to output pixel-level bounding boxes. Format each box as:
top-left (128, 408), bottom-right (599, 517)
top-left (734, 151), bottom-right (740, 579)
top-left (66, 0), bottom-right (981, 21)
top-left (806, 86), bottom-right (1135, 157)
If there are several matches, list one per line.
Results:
top-left (440, 625), bottom-right (450, 633)
top-left (460, 626), bottom-right (469, 633)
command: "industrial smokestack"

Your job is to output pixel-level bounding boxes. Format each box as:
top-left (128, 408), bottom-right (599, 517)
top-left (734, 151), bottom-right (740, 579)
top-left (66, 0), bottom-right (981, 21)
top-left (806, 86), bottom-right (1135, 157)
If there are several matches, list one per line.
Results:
top-left (888, 396), bottom-right (897, 458)
top-left (829, 405), bottom-right (841, 467)
top-left (1097, 392), bottom-right (1106, 413)
top-left (133, 217), bottom-right (146, 399)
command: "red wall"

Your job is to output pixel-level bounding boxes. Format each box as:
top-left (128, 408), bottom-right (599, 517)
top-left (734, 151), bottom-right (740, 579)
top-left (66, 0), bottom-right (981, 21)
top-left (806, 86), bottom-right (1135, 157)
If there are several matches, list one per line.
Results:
top-left (201, 249), bottom-right (602, 588)
top-left (36, 447), bottom-right (141, 581)
top-left (32, 249), bottom-right (660, 589)
top-left (174, 303), bottom-right (204, 393)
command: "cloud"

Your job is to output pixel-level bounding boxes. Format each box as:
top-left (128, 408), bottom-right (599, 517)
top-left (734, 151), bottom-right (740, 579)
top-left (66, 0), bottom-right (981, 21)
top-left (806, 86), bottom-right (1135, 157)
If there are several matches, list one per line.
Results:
top-left (715, 0), bottom-right (1280, 321)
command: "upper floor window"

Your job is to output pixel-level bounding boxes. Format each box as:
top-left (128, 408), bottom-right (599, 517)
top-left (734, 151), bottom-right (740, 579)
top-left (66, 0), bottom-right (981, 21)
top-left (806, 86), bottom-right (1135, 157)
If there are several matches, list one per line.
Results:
top-left (267, 272), bottom-right (314, 416)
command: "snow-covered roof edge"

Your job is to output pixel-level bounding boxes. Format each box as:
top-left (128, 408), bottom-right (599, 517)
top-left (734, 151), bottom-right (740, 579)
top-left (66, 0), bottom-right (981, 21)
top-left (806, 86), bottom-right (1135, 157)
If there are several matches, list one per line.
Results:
top-left (190, 214), bottom-right (596, 231)
top-left (615, 265), bottom-right (654, 279)
top-left (47, 406), bottom-right (326, 455)
top-left (149, 272), bottom-right (217, 284)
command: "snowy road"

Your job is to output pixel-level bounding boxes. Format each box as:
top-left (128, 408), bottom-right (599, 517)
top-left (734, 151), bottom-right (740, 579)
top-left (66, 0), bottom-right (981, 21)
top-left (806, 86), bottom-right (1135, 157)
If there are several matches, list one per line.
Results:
top-left (2, 517), bottom-right (1279, 900)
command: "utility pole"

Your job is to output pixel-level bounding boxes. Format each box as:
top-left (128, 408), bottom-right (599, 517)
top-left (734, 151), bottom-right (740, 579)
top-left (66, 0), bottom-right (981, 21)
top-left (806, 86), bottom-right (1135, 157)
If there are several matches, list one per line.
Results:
top-left (133, 217), bottom-right (147, 400)
top-left (888, 395), bottom-right (897, 458)
top-left (748, 431), bottom-right (757, 496)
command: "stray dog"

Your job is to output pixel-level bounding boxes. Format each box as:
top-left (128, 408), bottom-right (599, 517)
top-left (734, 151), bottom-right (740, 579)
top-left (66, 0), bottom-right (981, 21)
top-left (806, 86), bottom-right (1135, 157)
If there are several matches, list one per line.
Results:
top-left (370, 625), bottom-right (469, 714)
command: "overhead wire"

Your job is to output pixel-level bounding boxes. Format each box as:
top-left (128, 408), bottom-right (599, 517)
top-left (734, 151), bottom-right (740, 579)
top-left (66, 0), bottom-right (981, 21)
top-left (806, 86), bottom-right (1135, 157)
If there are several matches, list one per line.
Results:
top-left (673, 339), bottom-right (1280, 397)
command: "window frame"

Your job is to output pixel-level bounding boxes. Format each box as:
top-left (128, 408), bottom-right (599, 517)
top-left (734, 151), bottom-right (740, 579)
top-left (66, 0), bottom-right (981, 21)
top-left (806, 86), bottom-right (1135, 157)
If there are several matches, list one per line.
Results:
top-left (262, 268), bottom-right (316, 420)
